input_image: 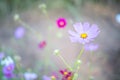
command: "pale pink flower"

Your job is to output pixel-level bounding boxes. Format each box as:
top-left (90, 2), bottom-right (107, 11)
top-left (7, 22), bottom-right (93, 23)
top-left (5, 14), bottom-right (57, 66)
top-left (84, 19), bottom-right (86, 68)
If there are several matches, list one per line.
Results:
top-left (68, 22), bottom-right (100, 44)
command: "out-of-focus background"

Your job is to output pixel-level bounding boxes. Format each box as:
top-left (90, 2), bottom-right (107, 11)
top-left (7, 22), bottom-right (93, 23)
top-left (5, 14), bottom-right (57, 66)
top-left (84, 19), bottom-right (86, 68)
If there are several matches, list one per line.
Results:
top-left (0, 0), bottom-right (120, 80)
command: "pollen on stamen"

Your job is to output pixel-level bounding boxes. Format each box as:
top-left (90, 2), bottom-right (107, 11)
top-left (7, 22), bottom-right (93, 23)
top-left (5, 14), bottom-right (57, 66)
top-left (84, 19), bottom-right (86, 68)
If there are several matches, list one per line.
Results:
top-left (80, 33), bottom-right (88, 39)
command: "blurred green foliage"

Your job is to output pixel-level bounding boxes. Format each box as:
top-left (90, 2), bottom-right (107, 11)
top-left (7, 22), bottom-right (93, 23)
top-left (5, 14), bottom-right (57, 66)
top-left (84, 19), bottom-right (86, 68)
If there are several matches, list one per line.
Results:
top-left (0, 0), bottom-right (120, 19)
top-left (0, 0), bottom-right (39, 18)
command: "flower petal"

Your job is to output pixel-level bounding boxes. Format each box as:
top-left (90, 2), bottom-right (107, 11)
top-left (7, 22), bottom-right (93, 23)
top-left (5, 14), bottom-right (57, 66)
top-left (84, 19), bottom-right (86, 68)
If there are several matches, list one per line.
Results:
top-left (73, 23), bottom-right (83, 33)
top-left (83, 22), bottom-right (90, 31)
top-left (69, 36), bottom-right (78, 43)
top-left (68, 30), bottom-right (79, 37)
top-left (87, 24), bottom-right (99, 34)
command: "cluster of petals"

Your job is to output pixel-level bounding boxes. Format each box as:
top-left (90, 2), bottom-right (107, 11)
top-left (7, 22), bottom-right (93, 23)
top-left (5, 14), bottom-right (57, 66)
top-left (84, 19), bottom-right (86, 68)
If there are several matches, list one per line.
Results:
top-left (69, 22), bottom-right (100, 44)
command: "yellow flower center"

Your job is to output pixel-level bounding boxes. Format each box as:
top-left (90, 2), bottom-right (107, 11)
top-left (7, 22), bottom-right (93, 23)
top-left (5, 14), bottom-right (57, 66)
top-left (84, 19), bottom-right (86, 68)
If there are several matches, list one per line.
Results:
top-left (60, 21), bottom-right (64, 26)
top-left (64, 71), bottom-right (68, 75)
top-left (80, 33), bottom-right (88, 39)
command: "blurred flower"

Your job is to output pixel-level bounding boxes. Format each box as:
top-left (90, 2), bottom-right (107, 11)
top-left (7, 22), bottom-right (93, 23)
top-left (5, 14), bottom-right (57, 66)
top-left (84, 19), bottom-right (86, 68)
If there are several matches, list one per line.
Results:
top-left (68, 22), bottom-right (100, 44)
top-left (57, 18), bottom-right (67, 28)
top-left (60, 69), bottom-right (73, 80)
top-left (38, 40), bottom-right (46, 49)
top-left (42, 75), bottom-right (51, 80)
top-left (0, 52), bottom-right (5, 60)
top-left (24, 72), bottom-right (37, 80)
top-left (50, 73), bottom-right (58, 80)
top-left (2, 63), bottom-right (15, 78)
top-left (116, 14), bottom-right (120, 23)
top-left (1, 56), bottom-right (14, 66)
top-left (42, 74), bottom-right (58, 80)
top-left (84, 43), bottom-right (99, 51)
top-left (14, 14), bottom-right (20, 21)
top-left (14, 26), bottom-right (25, 39)
top-left (53, 49), bottom-right (60, 55)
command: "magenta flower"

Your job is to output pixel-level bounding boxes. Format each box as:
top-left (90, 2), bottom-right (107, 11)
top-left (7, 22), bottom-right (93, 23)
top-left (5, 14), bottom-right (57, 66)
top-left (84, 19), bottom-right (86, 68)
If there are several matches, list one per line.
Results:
top-left (2, 64), bottom-right (15, 78)
top-left (85, 43), bottom-right (99, 51)
top-left (14, 26), bottom-right (25, 39)
top-left (60, 69), bottom-right (73, 80)
top-left (38, 40), bottom-right (46, 49)
top-left (68, 22), bottom-right (100, 44)
top-left (56, 18), bottom-right (66, 28)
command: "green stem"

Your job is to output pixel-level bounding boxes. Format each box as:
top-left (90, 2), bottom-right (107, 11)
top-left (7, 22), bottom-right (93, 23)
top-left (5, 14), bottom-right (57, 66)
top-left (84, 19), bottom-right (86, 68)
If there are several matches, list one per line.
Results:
top-left (73, 46), bottom-right (84, 70)
top-left (88, 51), bottom-right (93, 80)
top-left (18, 19), bottom-right (42, 40)
top-left (58, 55), bottom-right (72, 71)
top-left (77, 46), bottom-right (84, 59)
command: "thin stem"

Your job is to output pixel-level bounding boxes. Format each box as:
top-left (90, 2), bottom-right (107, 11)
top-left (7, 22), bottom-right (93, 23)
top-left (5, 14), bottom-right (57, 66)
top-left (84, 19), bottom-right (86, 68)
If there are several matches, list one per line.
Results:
top-left (88, 51), bottom-right (93, 80)
top-left (77, 46), bottom-right (84, 59)
top-left (73, 45), bottom-right (84, 70)
top-left (58, 55), bottom-right (72, 71)
top-left (18, 19), bottom-right (42, 40)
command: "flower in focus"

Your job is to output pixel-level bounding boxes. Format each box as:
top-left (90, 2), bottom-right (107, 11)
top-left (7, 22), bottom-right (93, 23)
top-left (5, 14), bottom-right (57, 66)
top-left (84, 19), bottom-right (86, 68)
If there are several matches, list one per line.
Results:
top-left (0, 52), bottom-right (5, 60)
top-left (68, 22), bottom-right (100, 44)
top-left (24, 72), bottom-right (38, 80)
top-left (60, 69), bottom-right (73, 80)
top-left (1, 56), bottom-right (14, 66)
top-left (38, 40), bottom-right (46, 49)
top-left (2, 63), bottom-right (15, 78)
top-left (84, 43), bottom-right (99, 51)
top-left (56, 18), bottom-right (67, 28)
top-left (14, 26), bottom-right (25, 39)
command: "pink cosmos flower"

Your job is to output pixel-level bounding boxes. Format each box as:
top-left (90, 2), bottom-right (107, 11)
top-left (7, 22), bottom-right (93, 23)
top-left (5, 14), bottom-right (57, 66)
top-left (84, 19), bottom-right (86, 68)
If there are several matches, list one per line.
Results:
top-left (38, 40), bottom-right (46, 49)
top-left (85, 43), bottom-right (99, 51)
top-left (68, 22), bottom-right (100, 44)
top-left (56, 18), bottom-right (66, 28)
top-left (60, 69), bottom-right (73, 80)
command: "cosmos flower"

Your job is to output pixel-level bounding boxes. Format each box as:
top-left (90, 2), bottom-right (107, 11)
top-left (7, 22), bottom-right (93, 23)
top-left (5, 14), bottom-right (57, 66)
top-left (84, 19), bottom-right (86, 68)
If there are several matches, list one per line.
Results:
top-left (14, 26), bottom-right (25, 39)
top-left (38, 40), bottom-right (46, 49)
top-left (24, 72), bottom-right (38, 80)
top-left (2, 63), bottom-right (15, 78)
top-left (60, 69), bottom-right (73, 80)
top-left (56, 18), bottom-right (67, 28)
top-left (68, 22), bottom-right (100, 44)
top-left (84, 43), bottom-right (99, 51)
